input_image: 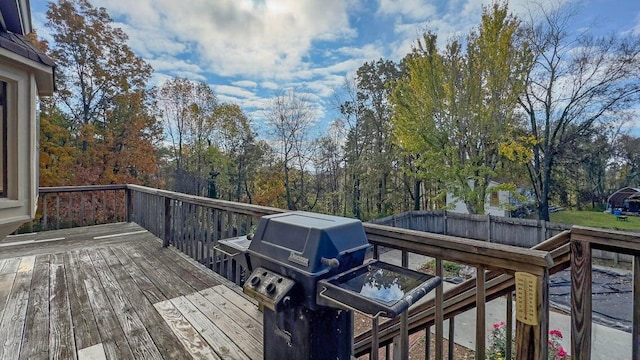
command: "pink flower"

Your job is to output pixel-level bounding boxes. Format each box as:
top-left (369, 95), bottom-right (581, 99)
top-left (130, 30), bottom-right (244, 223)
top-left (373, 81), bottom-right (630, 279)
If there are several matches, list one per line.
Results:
top-left (493, 321), bottom-right (505, 329)
top-left (549, 329), bottom-right (563, 338)
top-left (557, 346), bottom-right (567, 357)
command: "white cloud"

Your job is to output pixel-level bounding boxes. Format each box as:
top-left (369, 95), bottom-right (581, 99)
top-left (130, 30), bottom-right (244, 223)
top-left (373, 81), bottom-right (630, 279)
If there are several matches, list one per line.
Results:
top-left (97, 0), bottom-right (355, 79)
top-left (261, 81), bottom-right (279, 90)
top-left (232, 80), bottom-right (258, 88)
top-left (213, 85), bottom-right (256, 99)
top-left (377, 0), bottom-right (438, 21)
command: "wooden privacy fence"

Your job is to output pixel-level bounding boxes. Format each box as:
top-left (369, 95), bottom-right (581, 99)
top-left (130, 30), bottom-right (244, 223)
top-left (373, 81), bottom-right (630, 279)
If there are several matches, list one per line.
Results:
top-left (372, 210), bottom-right (634, 264)
top-left (371, 210), bottom-right (569, 246)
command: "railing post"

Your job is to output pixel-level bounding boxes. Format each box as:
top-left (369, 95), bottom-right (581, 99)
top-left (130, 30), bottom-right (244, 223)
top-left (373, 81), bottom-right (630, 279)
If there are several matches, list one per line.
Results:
top-left (634, 255), bottom-right (640, 360)
top-left (163, 196), bottom-right (171, 248)
top-left (125, 187), bottom-right (133, 223)
top-left (515, 269), bottom-right (549, 360)
top-left (571, 240), bottom-right (592, 359)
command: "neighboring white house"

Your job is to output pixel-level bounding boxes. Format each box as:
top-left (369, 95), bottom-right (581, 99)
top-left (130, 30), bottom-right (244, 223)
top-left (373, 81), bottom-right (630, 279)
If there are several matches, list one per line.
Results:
top-left (446, 180), bottom-right (534, 217)
top-left (0, 0), bottom-right (55, 239)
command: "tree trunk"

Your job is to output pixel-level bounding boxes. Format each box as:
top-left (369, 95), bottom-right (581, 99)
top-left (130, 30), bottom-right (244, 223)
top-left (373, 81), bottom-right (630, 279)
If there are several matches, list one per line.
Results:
top-left (414, 180), bottom-right (421, 211)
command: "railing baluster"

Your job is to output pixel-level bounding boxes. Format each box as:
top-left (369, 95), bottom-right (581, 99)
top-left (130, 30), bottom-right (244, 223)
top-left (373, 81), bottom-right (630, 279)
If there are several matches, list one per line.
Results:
top-left (476, 265), bottom-right (486, 360)
top-left (424, 326), bottom-right (430, 360)
top-left (397, 250), bottom-right (409, 360)
top-left (55, 193), bottom-right (60, 230)
top-left (435, 257), bottom-right (443, 359)
top-left (102, 190), bottom-right (106, 224)
top-left (79, 192), bottom-right (84, 226)
top-left (91, 192), bottom-right (95, 225)
top-left (506, 291), bottom-right (513, 360)
top-left (371, 317), bottom-right (379, 360)
top-left (42, 193), bottom-right (48, 230)
top-left (448, 317), bottom-right (455, 360)
top-left (68, 192), bottom-right (73, 227)
top-left (163, 196), bottom-right (171, 248)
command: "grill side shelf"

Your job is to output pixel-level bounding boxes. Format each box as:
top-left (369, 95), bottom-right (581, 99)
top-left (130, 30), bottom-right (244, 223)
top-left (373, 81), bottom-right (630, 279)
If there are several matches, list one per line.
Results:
top-left (316, 261), bottom-right (442, 319)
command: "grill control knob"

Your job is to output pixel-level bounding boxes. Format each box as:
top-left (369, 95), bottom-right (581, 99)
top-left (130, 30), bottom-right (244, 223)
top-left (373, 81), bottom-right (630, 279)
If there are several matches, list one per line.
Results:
top-left (250, 276), bottom-right (261, 287)
top-left (266, 283), bottom-right (276, 294)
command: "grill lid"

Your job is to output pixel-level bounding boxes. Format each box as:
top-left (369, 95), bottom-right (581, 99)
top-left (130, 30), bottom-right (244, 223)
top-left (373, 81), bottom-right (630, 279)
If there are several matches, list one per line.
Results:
top-left (248, 211), bottom-right (369, 276)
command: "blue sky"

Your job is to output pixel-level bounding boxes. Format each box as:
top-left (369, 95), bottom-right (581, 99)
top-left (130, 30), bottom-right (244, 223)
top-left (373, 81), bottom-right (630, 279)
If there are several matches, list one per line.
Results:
top-left (30, 0), bottom-right (640, 136)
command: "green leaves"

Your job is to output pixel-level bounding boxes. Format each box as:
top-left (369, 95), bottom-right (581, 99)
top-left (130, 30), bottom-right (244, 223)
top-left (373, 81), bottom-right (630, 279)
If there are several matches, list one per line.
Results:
top-left (391, 3), bottom-right (531, 214)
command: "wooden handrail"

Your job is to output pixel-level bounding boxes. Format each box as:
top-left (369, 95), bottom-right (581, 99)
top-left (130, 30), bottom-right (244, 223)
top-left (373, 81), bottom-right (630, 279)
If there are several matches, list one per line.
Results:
top-left (363, 222), bottom-right (554, 275)
top-left (39, 184), bottom-right (128, 193)
top-left (126, 184), bottom-right (284, 217)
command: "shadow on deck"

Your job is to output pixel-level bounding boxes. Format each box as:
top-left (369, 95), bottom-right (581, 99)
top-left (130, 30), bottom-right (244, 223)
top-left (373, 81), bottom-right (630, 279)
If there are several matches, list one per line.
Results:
top-left (0, 223), bottom-right (263, 360)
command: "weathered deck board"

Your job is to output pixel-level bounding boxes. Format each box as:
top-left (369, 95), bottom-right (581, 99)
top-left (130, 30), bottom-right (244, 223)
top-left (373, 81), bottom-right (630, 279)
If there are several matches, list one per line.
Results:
top-left (98, 247), bottom-right (190, 360)
top-left (0, 272), bottom-right (16, 319)
top-left (0, 257), bottom-right (21, 274)
top-left (80, 249), bottom-right (136, 360)
top-left (49, 253), bottom-right (77, 360)
top-left (109, 246), bottom-right (166, 304)
top-left (19, 254), bottom-right (50, 360)
top-left (186, 292), bottom-right (263, 359)
top-left (208, 285), bottom-right (263, 324)
top-left (170, 296), bottom-right (250, 360)
top-left (132, 238), bottom-right (215, 290)
top-left (154, 299), bottom-right (222, 360)
top-left (0, 223), bottom-right (263, 360)
top-left (0, 257), bottom-right (34, 360)
top-left (201, 287), bottom-right (263, 338)
top-left (65, 250), bottom-right (102, 351)
top-left (121, 243), bottom-right (191, 300)
top-left (88, 250), bottom-right (163, 360)
top-left (77, 343), bottom-right (107, 360)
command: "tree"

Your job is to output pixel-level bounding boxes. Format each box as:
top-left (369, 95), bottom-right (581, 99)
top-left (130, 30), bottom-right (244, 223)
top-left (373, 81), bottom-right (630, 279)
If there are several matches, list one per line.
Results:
top-left (392, 3), bottom-right (531, 214)
top-left (214, 103), bottom-right (262, 203)
top-left (45, 0), bottom-right (160, 185)
top-left (158, 78), bottom-right (218, 195)
top-left (47, 0), bottom-right (152, 126)
top-left (313, 119), bottom-right (346, 215)
top-left (39, 107), bottom-right (76, 186)
top-left (519, 3), bottom-right (640, 220)
top-left (355, 60), bottom-right (401, 218)
top-left (613, 134), bottom-right (640, 188)
top-left (265, 91), bottom-right (315, 210)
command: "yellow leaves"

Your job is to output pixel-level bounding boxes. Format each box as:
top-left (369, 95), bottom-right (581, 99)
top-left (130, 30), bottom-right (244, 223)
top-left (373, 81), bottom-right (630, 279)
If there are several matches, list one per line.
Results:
top-left (498, 135), bottom-right (538, 163)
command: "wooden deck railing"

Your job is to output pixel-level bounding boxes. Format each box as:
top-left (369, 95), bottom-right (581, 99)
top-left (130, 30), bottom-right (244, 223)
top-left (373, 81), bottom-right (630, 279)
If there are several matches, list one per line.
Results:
top-left (22, 185), bottom-right (571, 360)
top-left (570, 226), bottom-right (640, 359)
top-left (17, 185), bottom-right (129, 232)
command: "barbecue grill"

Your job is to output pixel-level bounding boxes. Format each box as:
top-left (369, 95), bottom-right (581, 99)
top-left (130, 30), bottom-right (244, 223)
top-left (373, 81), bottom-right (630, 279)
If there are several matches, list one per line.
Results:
top-left (240, 211), bottom-right (441, 359)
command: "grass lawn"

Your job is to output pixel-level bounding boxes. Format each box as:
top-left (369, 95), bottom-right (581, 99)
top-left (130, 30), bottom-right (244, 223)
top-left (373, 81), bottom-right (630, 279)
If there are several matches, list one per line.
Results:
top-left (550, 210), bottom-right (640, 231)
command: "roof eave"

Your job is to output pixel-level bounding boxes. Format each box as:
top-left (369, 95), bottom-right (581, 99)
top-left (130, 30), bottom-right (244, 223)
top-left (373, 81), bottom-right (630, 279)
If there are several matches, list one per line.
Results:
top-left (0, 47), bottom-right (54, 96)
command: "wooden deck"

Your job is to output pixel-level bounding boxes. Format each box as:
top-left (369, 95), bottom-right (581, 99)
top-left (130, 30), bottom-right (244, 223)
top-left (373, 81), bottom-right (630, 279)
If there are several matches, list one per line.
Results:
top-left (0, 223), bottom-right (263, 360)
